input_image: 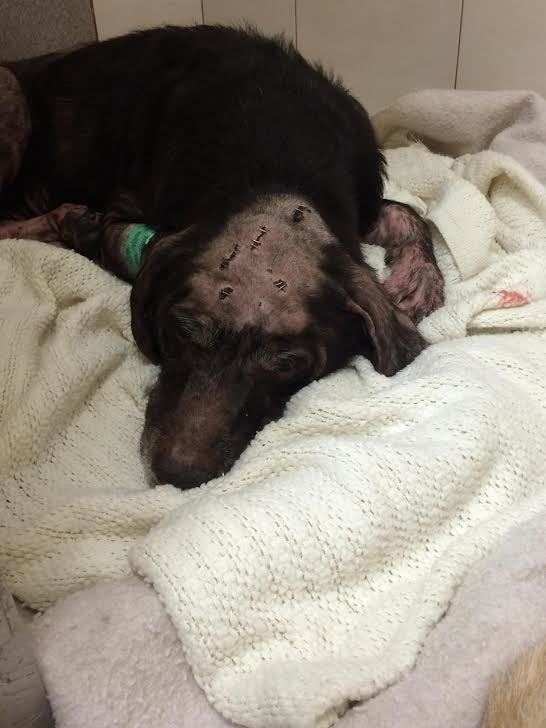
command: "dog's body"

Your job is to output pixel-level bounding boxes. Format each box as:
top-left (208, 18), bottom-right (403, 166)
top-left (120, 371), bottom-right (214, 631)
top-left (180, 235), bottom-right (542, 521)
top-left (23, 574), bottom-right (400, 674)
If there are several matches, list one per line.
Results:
top-left (5, 26), bottom-right (383, 241)
top-left (0, 26), bottom-right (444, 488)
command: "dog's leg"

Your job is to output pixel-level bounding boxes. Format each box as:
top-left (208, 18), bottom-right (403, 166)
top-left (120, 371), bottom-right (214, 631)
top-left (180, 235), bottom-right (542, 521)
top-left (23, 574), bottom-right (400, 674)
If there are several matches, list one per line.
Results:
top-left (366, 200), bottom-right (444, 322)
top-left (57, 205), bottom-right (157, 280)
top-left (0, 67), bottom-right (31, 195)
top-left (0, 203), bottom-right (94, 247)
top-left (0, 197), bottom-right (152, 280)
top-left (5, 203), bottom-right (127, 271)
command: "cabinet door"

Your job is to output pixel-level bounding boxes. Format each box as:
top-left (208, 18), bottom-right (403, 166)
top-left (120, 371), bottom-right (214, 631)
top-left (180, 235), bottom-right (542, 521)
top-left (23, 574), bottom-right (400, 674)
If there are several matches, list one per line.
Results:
top-left (93, 0), bottom-right (202, 41)
top-left (297, 0), bottom-right (462, 113)
top-left (457, 0), bottom-right (546, 94)
top-left (203, 0), bottom-right (296, 41)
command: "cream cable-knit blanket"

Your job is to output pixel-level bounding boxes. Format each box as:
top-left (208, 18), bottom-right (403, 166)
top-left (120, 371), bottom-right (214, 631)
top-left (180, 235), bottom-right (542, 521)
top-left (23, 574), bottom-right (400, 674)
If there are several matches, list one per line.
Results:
top-left (2, 145), bottom-right (546, 728)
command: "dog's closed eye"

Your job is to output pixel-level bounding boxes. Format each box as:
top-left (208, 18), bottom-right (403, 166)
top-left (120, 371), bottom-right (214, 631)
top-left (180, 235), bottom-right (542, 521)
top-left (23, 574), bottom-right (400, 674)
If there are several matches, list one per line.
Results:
top-left (260, 348), bottom-right (313, 376)
top-left (168, 306), bottom-right (217, 349)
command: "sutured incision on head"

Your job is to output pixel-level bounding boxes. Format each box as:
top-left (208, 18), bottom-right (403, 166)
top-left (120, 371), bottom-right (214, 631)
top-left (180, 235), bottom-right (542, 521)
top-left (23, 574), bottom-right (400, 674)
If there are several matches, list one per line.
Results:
top-left (216, 206), bottom-right (311, 301)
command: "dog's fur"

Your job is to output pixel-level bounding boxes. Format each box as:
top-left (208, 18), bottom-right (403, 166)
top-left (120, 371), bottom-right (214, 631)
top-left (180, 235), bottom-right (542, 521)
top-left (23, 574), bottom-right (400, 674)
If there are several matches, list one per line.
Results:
top-left (0, 25), bottom-right (444, 488)
top-left (482, 639), bottom-right (546, 728)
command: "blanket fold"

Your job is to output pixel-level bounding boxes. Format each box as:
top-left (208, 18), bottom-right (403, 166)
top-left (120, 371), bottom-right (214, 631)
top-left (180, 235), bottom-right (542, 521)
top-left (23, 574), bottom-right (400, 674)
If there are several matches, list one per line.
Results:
top-left (31, 507), bottom-right (546, 728)
top-left (373, 89), bottom-right (546, 186)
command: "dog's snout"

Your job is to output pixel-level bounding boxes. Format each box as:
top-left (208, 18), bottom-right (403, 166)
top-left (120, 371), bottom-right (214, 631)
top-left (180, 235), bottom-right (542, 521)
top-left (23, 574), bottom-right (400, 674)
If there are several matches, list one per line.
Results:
top-left (153, 457), bottom-right (210, 490)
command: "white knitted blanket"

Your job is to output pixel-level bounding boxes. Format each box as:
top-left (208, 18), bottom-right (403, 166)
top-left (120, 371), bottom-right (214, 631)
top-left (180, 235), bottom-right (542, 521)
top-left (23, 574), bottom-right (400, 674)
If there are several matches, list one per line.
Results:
top-left (2, 145), bottom-right (546, 728)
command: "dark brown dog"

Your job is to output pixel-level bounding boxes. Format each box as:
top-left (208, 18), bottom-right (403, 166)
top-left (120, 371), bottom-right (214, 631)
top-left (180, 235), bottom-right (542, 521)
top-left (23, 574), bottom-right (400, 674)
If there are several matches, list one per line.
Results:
top-left (0, 26), bottom-right (444, 489)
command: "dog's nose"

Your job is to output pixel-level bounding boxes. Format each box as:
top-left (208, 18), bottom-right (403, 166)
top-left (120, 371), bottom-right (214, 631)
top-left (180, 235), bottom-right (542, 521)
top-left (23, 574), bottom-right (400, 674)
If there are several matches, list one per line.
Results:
top-left (153, 457), bottom-right (210, 490)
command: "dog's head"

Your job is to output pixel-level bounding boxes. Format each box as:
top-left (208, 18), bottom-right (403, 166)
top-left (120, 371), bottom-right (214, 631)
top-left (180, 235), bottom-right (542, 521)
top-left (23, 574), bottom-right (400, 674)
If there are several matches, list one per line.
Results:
top-left (131, 195), bottom-right (425, 489)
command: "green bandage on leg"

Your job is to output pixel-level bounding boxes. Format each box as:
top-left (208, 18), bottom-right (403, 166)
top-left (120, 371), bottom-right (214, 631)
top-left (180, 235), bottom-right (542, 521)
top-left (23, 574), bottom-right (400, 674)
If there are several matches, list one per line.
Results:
top-left (123, 224), bottom-right (156, 275)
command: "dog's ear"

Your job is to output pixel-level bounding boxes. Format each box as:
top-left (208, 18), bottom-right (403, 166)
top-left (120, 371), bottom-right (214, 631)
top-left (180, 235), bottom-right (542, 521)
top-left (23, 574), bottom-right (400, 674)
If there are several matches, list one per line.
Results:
top-left (343, 258), bottom-right (426, 376)
top-left (130, 248), bottom-right (163, 363)
top-left (130, 232), bottom-right (188, 363)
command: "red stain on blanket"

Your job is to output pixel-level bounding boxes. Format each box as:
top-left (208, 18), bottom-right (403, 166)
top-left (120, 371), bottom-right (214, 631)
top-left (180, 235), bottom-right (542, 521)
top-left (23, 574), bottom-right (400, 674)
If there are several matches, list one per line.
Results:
top-left (495, 290), bottom-right (530, 308)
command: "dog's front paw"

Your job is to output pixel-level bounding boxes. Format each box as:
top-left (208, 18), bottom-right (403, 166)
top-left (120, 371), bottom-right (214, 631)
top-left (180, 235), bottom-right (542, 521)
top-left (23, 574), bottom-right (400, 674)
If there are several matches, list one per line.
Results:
top-left (385, 255), bottom-right (445, 323)
top-left (58, 208), bottom-right (103, 258)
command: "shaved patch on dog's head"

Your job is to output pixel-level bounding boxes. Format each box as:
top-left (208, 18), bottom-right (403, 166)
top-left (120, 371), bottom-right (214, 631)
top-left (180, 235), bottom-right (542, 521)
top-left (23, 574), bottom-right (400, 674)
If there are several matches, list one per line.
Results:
top-left (187, 194), bottom-right (333, 335)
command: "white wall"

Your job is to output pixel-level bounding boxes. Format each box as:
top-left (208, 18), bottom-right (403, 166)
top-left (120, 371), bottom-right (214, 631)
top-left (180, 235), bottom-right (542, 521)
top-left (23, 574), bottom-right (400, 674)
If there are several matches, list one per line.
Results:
top-left (92, 0), bottom-right (546, 112)
top-left (457, 0), bottom-right (546, 93)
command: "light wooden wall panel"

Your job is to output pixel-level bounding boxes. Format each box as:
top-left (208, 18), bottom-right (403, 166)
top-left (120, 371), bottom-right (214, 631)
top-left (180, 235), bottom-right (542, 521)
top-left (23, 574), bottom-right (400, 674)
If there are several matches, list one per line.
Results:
top-left (457, 0), bottom-right (546, 95)
top-left (93, 0), bottom-right (202, 41)
top-left (89, 0), bottom-right (546, 107)
top-left (297, 0), bottom-right (462, 113)
top-left (203, 0), bottom-right (296, 41)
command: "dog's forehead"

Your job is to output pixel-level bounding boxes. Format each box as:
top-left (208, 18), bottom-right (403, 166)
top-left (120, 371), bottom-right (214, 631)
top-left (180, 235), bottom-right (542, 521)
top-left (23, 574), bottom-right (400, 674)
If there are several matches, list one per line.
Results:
top-left (189, 195), bottom-right (334, 334)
